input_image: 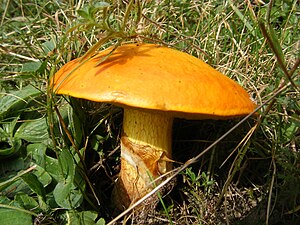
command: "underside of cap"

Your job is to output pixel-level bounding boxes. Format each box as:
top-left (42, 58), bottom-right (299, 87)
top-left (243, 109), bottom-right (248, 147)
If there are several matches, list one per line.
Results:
top-left (51, 43), bottom-right (256, 119)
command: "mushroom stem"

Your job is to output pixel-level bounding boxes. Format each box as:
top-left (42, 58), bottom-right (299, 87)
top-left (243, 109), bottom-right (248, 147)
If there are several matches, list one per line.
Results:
top-left (113, 108), bottom-right (173, 210)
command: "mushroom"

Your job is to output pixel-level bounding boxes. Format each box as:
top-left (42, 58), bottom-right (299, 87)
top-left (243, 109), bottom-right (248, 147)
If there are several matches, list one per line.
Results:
top-left (51, 43), bottom-right (256, 210)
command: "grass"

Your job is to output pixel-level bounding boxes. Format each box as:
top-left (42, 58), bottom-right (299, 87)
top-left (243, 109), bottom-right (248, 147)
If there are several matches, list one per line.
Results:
top-left (0, 0), bottom-right (299, 224)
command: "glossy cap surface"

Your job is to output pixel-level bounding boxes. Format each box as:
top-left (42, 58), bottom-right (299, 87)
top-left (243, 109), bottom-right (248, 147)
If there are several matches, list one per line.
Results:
top-left (52, 43), bottom-right (256, 119)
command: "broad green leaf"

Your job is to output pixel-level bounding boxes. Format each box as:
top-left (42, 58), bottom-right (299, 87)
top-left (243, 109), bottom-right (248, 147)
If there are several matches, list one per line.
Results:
top-left (45, 155), bottom-right (61, 182)
top-left (53, 182), bottom-right (83, 209)
top-left (53, 149), bottom-right (83, 208)
top-left (282, 117), bottom-right (300, 141)
top-left (21, 173), bottom-right (46, 202)
top-left (0, 85), bottom-right (41, 119)
top-left (0, 196), bottom-right (10, 204)
top-left (58, 149), bottom-right (75, 181)
top-left (26, 143), bottom-right (47, 167)
top-left (27, 142), bottom-right (62, 183)
top-left (1, 116), bottom-right (18, 134)
top-left (42, 39), bottom-right (56, 55)
top-left (32, 163), bottom-right (52, 187)
top-left (0, 179), bottom-right (28, 197)
top-left (96, 218), bottom-right (106, 225)
top-left (0, 208), bottom-right (32, 225)
top-left (0, 136), bottom-right (22, 158)
top-left (15, 117), bottom-right (49, 143)
top-left (53, 181), bottom-right (71, 207)
top-left (77, 9), bottom-right (90, 20)
top-left (22, 61), bottom-right (42, 73)
top-left (0, 157), bottom-right (25, 177)
top-left (0, 117), bottom-right (22, 158)
top-left (0, 195), bottom-right (37, 225)
top-left (67, 210), bottom-right (105, 225)
top-left (14, 193), bottom-right (39, 211)
top-left (0, 158), bottom-right (26, 192)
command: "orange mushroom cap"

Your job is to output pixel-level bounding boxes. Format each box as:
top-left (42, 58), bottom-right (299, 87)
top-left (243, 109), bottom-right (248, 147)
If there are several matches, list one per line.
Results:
top-left (52, 43), bottom-right (256, 119)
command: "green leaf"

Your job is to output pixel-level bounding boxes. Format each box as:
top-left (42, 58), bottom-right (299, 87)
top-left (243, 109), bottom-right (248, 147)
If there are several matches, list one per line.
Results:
top-left (0, 117), bottom-right (23, 158)
top-left (0, 85), bottom-right (41, 119)
top-left (53, 181), bottom-right (72, 208)
top-left (67, 210), bottom-right (105, 225)
top-left (0, 134), bottom-right (22, 158)
top-left (45, 155), bottom-right (61, 182)
top-left (77, 9), bottom-right (90, 20)
top-left (0, 116), bottom-right (19, 134)
top-left (0, 158), bottom-right (26, 192)
top-left (0, 207), bottom-right (32, 225)
top-left (0, 196), bottom-right (10, 204)
top-left (21, 173), bottom-right (46, 202)
top-left (42, 39), bottom-right (56, 55)
top-left (53, 149), bottom-right (83, 209)
top-left (26, 143), bottom-right (47, 167)
top-left (53, 182), bottom-right (83, 209)
top-left (59, 149), bottom-right (75, 181)
top-left (282, 117), bottom-right (300, 141)
top-left (27, 144), bottom-right (62, 184)
top-left (0, 157), bottom-right (25, 175)
top-left (14, 193), bottom-right (39, 211)
top-left (32, 163), bottom-right (52, 187)
top-left (96, 218), bottom-right (106, 225)
top-left (15, 117), bottom-right (49, 143)
top-left (22, 61), bottom-right (42, 73)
